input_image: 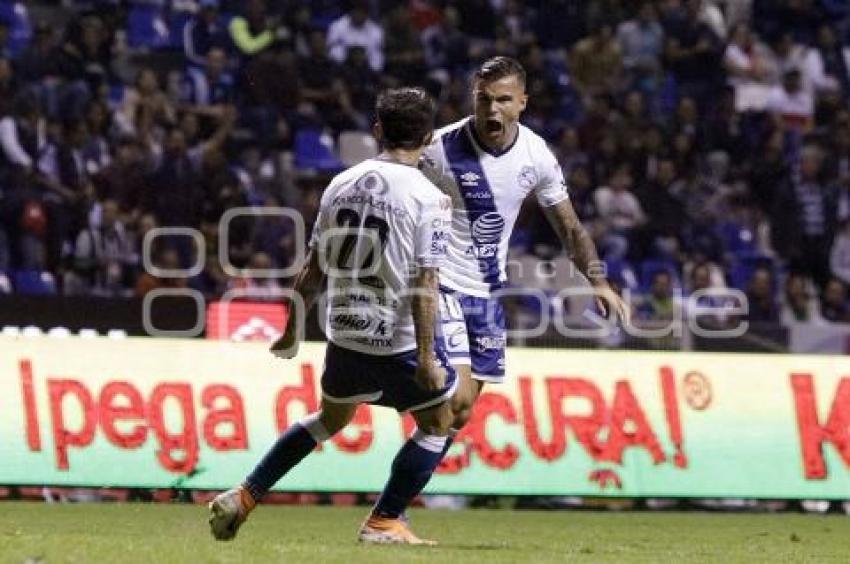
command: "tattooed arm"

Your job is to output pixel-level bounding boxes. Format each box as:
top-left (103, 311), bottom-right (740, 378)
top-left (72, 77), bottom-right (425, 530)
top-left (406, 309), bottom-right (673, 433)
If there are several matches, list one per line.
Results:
top-left (542, 199), bottom-right (630, 324)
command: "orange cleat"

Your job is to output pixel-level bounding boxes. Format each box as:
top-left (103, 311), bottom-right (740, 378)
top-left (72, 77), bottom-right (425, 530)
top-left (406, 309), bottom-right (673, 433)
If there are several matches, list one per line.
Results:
top-left (357, 513), bottom-right (437, 546)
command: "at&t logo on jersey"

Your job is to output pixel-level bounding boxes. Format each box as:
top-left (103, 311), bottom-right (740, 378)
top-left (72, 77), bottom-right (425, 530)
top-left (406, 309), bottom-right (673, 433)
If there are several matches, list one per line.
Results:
top-left (471, 212), bottom-right (505, 244)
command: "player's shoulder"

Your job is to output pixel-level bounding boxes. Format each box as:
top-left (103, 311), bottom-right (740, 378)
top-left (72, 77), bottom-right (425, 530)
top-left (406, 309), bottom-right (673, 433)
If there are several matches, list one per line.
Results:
top-left (517, 123), bottom-right (558, 163)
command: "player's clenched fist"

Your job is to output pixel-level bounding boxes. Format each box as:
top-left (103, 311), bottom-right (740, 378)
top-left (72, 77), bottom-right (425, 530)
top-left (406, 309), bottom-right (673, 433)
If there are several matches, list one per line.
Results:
top-left (269, 327), bottom-right (299, 359)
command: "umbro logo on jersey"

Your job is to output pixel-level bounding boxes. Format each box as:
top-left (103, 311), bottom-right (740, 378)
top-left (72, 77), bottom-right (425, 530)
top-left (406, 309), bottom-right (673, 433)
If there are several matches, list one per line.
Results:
top-left (460, 171), bottom-right (480, 186)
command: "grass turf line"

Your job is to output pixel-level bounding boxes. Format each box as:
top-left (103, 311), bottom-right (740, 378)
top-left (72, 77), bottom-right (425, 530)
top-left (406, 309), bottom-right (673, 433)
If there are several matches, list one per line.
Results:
top-left (1, 502), bottom-right (850, 563)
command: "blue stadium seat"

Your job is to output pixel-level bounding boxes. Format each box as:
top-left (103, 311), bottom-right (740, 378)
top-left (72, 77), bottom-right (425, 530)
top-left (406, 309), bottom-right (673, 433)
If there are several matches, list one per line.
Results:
top-left (0, 1), bottom-right (31, 57)
top-left (717, 220), bottom-right (757, 258)
top-left (294, 129), bottom-right (345, 173)
top-left (127, 4), bottom-right (170, 49)
top-left (13, 270), bottom-right (57, 295)
top-left (605, 259), bottom-right (639, 293)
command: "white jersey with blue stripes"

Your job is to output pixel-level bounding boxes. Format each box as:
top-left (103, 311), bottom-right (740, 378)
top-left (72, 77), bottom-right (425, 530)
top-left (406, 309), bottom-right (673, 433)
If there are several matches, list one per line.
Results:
top-left (310, 158), bottom-right (452, 355)
top-left (421, 117), bottom-right (569, 297)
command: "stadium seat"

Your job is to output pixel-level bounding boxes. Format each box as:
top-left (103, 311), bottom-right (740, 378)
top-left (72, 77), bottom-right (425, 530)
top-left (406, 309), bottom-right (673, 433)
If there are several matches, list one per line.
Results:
top-left (338, 130), bottom-right (378, 167)
top-left (0, 1), bottom-right (31, 57)
top-left (12, 270), bottom-right (57, 295)
top-left (604, 259), bottom-right (639, 294)
top-left (294, 129), bottom-right (345, 173)
top-left (127, 4), bottom-right (171, 49)
top-left (717, 220), bottom-right (757, 258)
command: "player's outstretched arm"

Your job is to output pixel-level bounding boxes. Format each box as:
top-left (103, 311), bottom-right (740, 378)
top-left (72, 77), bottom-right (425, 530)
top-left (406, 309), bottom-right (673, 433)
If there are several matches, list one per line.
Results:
top-left (270, 248), bottom-right (325, 358)
top-left (543, 200), bottom-right (631, 325)
top-left (410, 266), bottom-right (446, 392)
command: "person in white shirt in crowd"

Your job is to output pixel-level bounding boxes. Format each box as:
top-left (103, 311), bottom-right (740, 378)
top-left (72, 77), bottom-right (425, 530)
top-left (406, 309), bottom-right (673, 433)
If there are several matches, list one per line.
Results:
top-left (327, 0), bottom-right (384, 72)
top-left (723, 23), bottom-right (779, 111)
top-left (802, 24), bottom-right (850, 96)
top-left (766, 69), bottom-right (814, 133)
top-left (594, 164), bottom-right (647, 259)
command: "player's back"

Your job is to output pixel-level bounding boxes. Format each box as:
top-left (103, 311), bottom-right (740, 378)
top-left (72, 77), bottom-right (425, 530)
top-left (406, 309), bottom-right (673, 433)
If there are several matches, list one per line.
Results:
top-left (315, 158), bottom-right (449, 355)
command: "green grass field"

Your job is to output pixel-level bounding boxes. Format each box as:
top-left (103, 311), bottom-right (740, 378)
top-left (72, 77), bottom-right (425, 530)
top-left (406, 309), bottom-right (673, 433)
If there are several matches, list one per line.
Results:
top-left (1, 502), bottom-right (849, 563)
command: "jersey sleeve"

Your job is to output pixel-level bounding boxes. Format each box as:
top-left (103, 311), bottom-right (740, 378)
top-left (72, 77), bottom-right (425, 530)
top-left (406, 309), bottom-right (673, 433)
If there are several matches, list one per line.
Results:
top-left (414, 193), bottom-right (452, 268)
top-left (534, 144), bottom-right (570, 208)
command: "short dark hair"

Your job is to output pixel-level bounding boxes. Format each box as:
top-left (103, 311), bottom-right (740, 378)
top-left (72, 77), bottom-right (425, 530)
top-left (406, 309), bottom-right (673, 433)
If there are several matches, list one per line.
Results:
top-left (375, 87), bottom-right (435, 150)
top-left (474, 56), bottom-right (526, 88)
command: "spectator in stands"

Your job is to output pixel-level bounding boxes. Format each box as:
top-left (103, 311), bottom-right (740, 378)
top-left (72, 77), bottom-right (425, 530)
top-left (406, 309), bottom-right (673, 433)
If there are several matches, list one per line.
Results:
top-left (663, 0), bottom-right (723, 108)
top-left (686, 262), bottom-right (732, 329)
top-left (327, 0), bottom-right (384, 72)
top-left (830, 220), bottom-right (850, 285)
top-left (51, 119), bottom-right (97, 265)
top-left (94, 135), bottom-right (148, 220)
top-left (134, 247), bottom-right (187, 298)
top-left (382, 6), bottom-right (427, 87)
top-left (569, 22), bottom-right (623, 99)
top-left (420, 6), bottom-right (470, 76)
top-left (144, 127), bottom-right (204, 233)
top-left (594, 164), bottom-right (647, 260)
top-left (749, 130), bottom-right (790, 212)
top-left (0, 56), bottom-right (16, 120)
top-left (766, 69), bottom-right (814, 133)
top-left (340, 46), bottom-right (381, 120)
top-left (803, 24), bottom-right (850, 96)
top-left (723, 23), bottom-right (778, 112)
top-left (634, 157), bottom-right (685, 259)
top-left (780, 272), bottom-right (824, 324)
top-left (745, 266), bottom-right (779, 322)
top-left (65, 198), bottom-right (133, 296)
top-left (617, 1), bottom-right (664, 95)
top-left (298, 29), bottom-right (362, 131)
top-left (181, 47), bottom-right (235, 120)
top-left (225, 250), bottom-right (283, 301)
top-left (229, 0), bottom-right (277, 61)
top-left (821, 277), bottom-right (850, 323)
top-left (183, 0), bottom-right (230, 69)
top-left (766, 31), bottom-right (809, 87)
top-left (115, 68), bottom-right (176, 137)
top-left (772, 145), bottom-right (837, 288)
top-left (250, 197), bottom-right (297, 270)
top-left (16, 21), bottom-right (55, 87)
top-left (52, 15), bottom-right (113, 118)
top-left (637, 270), bottom-right (679, 345)
top-left (555, 126), bottom-right (589, 177)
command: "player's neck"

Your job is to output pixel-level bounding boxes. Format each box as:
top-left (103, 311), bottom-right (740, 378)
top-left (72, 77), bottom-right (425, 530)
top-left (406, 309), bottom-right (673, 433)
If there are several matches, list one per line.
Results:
top-left (377, 149), bottom-right (421, 168)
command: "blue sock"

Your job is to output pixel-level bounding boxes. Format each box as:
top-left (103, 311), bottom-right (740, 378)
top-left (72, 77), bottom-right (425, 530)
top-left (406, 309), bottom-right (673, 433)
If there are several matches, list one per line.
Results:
top-left (373, 429), bottom-right (447, 518)
top-left (243, 413), bottom-right (330, 501)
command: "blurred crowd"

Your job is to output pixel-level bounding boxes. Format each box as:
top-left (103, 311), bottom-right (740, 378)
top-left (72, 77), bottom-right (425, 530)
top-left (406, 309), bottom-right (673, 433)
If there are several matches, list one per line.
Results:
top-left (0, 0), bottom-right (849, 329)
